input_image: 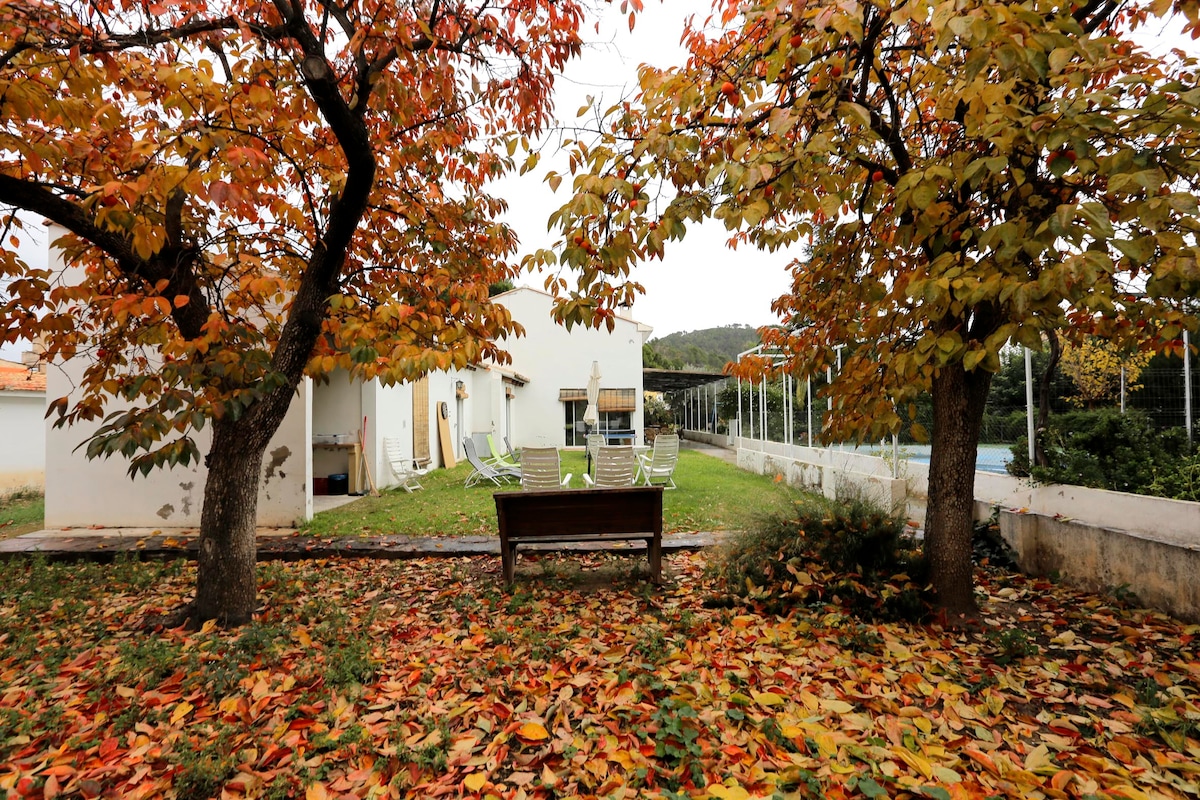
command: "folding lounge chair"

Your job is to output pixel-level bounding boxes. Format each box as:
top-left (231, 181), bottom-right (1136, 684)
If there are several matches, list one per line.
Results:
top-left (463, 437), bottom-right (521, 487)
top-left (486, 433), bottom-right (519, 468)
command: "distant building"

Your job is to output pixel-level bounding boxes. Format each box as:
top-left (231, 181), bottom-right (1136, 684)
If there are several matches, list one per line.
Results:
top-left (0, 355), bottom-right (46, 492)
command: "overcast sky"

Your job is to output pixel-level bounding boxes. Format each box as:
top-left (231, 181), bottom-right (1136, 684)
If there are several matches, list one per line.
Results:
top-left (497, 2), bottom-right (790, 340)
top-left (3, 4), bottom-right (1196, 360)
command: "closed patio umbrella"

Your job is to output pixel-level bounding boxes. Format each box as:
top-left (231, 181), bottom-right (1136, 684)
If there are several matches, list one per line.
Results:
top-left (584, 361), bottom-right (601, 470)
top-left (584, 360), bottom-right (601, 429)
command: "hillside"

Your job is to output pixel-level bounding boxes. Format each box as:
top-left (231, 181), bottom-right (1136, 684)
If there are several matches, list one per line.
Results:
top-left (645, 324), bottom-right (762, 372)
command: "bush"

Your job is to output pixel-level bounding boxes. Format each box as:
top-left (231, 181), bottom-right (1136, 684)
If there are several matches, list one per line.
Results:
top-left (1007, 409), bottom-right (1193, 495)
top-left (709, 494), bottom-right (932, 622)
top-left (1148, 453), bottom-right (1200, 502)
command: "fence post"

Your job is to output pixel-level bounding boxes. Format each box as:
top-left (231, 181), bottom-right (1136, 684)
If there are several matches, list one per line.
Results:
top-left (785, 374), bottom-right (792, 445)
top-left (1025, 347), bottom-right (1036, 466)
top-left (1186, 329), bottom-right (1193, 447)
top-left (892, 433), bottom-right (899, 480)
top-left (747, 377), bottom-right (754, 441)
top-left (807, 377), bottom-right (813, 448)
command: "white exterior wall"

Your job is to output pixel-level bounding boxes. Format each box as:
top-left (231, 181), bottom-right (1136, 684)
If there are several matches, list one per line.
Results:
top-left (42, 225), bottom-right (310, 528)
top-left (44, 362), bottom-right (310, 528)
top-left (421, 368), bottom-right (475, 466)
top-left (0, 391), bottom-right (46, 492)
top-left (494, 288), bottom-right (648, 448)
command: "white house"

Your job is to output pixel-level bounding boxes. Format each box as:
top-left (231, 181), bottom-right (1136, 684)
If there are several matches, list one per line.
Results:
top-left (0, 356), bottom-right (46, 493)
top-left (38, 228), bottom-right (651, 527)
top-left (490, 287), bottom-right (653, 448)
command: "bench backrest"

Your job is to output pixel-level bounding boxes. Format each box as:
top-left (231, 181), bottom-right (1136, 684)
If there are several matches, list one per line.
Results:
top-left (495, 486), bottom-right (663, 540)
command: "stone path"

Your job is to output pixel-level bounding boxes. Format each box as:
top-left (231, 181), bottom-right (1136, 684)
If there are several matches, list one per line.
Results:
top-left (0, 528), bottom-right (727, 563)
top-left (0, 439), bottom-right (737, 563)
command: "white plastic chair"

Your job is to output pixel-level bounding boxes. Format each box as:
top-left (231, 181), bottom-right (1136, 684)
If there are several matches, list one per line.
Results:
top-left (584, 433), bottom-right (605, 477)
top-left (383, 437), bottom-right (429, 493)
top-left (519, 447), bottom-right (572, 490)
top-left (637, 434), bottom-right (679, 490)
top-left (583, 446), bottom-right (636, 488)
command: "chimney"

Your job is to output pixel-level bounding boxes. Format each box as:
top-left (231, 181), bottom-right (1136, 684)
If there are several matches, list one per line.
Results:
top-left (20, 335), bottom-right (47, 372)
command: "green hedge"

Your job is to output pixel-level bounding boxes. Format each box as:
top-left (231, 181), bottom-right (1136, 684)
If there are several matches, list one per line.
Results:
top-left (1008, 409), bottom-right (1196, 498)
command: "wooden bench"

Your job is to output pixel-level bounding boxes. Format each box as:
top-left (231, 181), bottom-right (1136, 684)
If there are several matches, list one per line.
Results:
top-left (493, 486), bottom-right (664, 584)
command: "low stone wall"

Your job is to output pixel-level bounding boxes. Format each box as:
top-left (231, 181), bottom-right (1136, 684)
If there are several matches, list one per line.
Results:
top-left (683, 430), bottom-right (733, 448)
top-left (734, 440), bottom-right (907, 512)
top-left (719, 434), bottom-right (1200, 622)
top-left (1000, 509), bottom-right (1200, 623)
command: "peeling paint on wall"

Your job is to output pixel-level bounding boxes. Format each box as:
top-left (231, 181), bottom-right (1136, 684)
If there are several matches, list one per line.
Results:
top-left (264, 446), bottom-right (291, 483)
top-left (179, 482), bottom-right (194, 516)
top-left (156, 503), bottom-right (175, 519)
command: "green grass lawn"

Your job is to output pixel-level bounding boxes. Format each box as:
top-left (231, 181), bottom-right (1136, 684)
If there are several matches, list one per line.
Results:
top-left (301, 449), bottom-right (800, 538)
top-left (0, 489), bottom-right (44, 540)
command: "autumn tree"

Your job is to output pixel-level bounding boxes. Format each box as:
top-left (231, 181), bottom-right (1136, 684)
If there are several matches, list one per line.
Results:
top-left (538, 0), bottom-right (1200, 615)
top-left (0, 0), bottom-right (588, 624)
top-left (1060, 335), bottom-right (1155, 407)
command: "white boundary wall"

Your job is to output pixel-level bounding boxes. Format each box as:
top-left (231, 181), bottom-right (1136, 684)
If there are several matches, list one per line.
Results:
top-left (730, 436), bottom-right (1200, 619)
top-left (0, 390), bottom-right (46, 492)
top-left (733, 436), bottom-right (1200, 546)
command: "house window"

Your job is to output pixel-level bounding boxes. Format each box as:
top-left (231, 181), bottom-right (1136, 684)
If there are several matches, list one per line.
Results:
top-left (563, 398), bottom-right (588, 446)
top-left (559, 388), bottom-right (637, 445)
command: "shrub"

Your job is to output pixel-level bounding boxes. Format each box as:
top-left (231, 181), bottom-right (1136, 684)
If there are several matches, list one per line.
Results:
top-left (709, 494), bottom-right (931, 623)
top-left (1007, 409), bottom-right (1192, 495)
top-left (1148, 453), bottom-right (1200, 502)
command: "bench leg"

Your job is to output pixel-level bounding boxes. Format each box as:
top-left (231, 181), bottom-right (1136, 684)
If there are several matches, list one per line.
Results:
top-left (647, 536), bottom-right (662, 584)
top-left (503, 544), bottom-right (516, 585)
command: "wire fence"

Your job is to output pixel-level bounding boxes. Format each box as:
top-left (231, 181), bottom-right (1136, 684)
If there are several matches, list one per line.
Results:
top-left (674, 347), bottom-right (1198, 476)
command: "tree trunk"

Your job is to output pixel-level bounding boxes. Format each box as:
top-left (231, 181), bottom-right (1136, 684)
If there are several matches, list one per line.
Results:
top-left (924, 360), bottom-right (992, 616)
top-left (193, 418), bottom-right (270, 625)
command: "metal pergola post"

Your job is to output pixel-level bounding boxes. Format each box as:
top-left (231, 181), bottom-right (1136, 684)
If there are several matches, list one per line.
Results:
top-left (747, 378), bottom-right (754, 440)
top-left (759, 378), bottom-right (767, 443)
top-left (737, 377), bottom-right (743, 441)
